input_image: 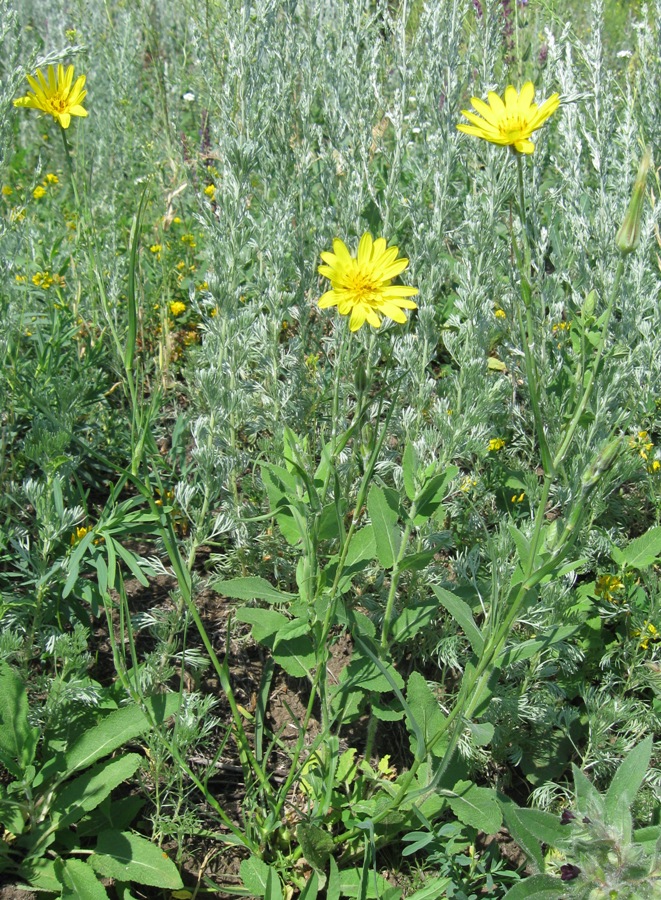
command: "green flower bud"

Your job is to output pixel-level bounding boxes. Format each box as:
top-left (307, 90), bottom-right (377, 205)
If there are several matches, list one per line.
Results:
top-left (354, 360), bottom-right (368, 394)
top-left (616, 147), bottom-right (652, 254)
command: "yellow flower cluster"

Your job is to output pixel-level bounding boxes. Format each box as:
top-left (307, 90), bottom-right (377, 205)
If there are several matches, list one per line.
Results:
top-left (632, 621), bottom-right (660, 651)
top-left (170, 301), bottom-right (186, 317)
top-left (488, 437), bottom-right (506, 452)
top-left (32, 271), bottom-right (65, 289)
top-left (630, 430), bottom-right (654, 460)
top-left (595, 574), bottom-right (624, 603)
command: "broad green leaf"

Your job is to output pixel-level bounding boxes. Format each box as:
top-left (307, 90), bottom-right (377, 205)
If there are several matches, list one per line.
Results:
top-left (77, 796), bottom-right (145, 838)
top-left (338, 867), bottom-right (401, 900)
top-left (327, 856), bottom-right (340, 900)
top-left (317, 501), bottom-right (344, 542)
top-left (371, 698), bottom-right (405, 721)
top-left (340, 650), bottom-right (404, 694)
top-left (235, 608), bottom-right (288, 645)
top-left (469, 721), bottom-right (494, 747)
top-left (431, 586), bottom-right (484, 655)
top-left (397, 549), bottom-right (437, 573)
top-left (448, 781), bottom-right (501, 833)
top-left (406, 672), bottom-right (446, 760)
top-left (501, 875), bottom-right (563, 900)
top-left (112, 538), bottom-right (150, 587)
top-left (367, 485), bottom-right (402, 569)
top-left (240, 855), bottom-right (274, 896)
top-left (605, 736), bottom-right (652, 825)
top-left (63, 530), bottom-right (96, 597)
top-left (58, 694), bottom-right (180, 781)
top-left (264, 867), bottom-right (284, 900)
top-left (414, 466), bottom-right (458, 521)
top-left (508, 524), bottom-right (531, 572)
top-left (18, 857), bottom-right (61, 892)
top-left (404, 876), bottom-right (453, 900)
top-left (55, 857), bottom-right (109, 899)
top-left (499, 796), bottom-right (544, 873)
top-left (391, 599), bottom-right (438, 643)
top-left (0, 663), bottom-right (39, 771)
top-left (261, 464), bottom-right (306, 545)
top-left (611, 526), bottom-right (661, 570)
top-left (296, 823), bottom-right (334, 871)
top-left (214, 576), bottom-right (295, 604)
top-left (298, 871), bottom-right (319, 900)
top-left (499, 624), bottom-right (578, 667)
top-left (50, 754), bottom-right (142, 827)
top-left (328, 525), bottom-right (376, 593)
top-left (273, 635), bottom-right (316, 677)
top-left (634, 825), bottom-right (661, 852)
top-left (91, 830), bottom-right (183, 889)
top-left (572, 764), bottom-right (603, 816)
top-left (273, 617), bottom-right (313, 648)
top-left (402, 440), bottom-right (417, 501)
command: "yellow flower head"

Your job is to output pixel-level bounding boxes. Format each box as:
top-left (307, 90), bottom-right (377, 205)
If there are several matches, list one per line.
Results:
top-left (14, 64), bottom-right (88, 129)
top-left (33, 185), bottom-right (47, 199)
top-left (170, 301), bottom-right (186, 317)
top-left (45, 173), bottom-right (59, 184)
top-left (488, 437), bottom-right (506, 452)
top-left (2, 185), bottom-right (13, 196)
top-left (457, 82), bottom-right (559, 155)
top-left (318, 232), bottom-right (418, 332)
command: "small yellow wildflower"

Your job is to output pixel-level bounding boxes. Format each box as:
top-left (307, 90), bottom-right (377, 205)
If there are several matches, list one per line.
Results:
top-left (632, 621), bottom-right (660, 651)
top-left (14, 64), bottom-right (88, 129)
top-left (2, 185), bottom-right (12, 196)
top-left (150, 243), bottom-right (162, 254)
top-left (176, 260), bottom-right (186, 271)
top-left (552, 321), bottom-right (571, 333)
top-left (172, 216), bottom-right (182, 224)
top-left (494, 307), bottom-right (506, 319)
top-left (488, 437), bottom-right (506, 452)
top-left (209, 307), bottom-right (218, 317)
top-left (33, 185), bottom-right (47, 199)
top-left (649, 460), bottom-right (661, 474)
top-left (183, 329), bottom-right (199, 345)
top-left (595, 574), bottom-right (624, 603)
top-left (197, 281), bottom-right (209, 291)
top-left (45, 173), bottom-right (59, 184)
top-left (32, 271), bottom-right (54, 289)
top-left (181, 233), bottom-right (196, 247)
top-left (204, 184), bottom-right (216, 199)
top-left (170, 301), bottom-right (186, 317)
top-left (305, 352), bottom-right (320, 372)
top-left (70, 525), bottom-right (89, 546)
top-left (15, 274), bottom-right (27, 284)
top-left (629, 430), bottom-right (654, 460)
top-left (460, 475), bottom-right (478, 493)
top-left (511, 491), bottom-right (525, 503)
top-left (457, 82), bottom-right (560, 155)
top-left (318, 232), bottom-right (418, 332)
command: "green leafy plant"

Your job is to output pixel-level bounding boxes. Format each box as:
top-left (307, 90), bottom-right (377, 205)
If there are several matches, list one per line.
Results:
top-left (0, 662), bottom-right (183, 896)
top-left (501, 737), bottom-right (661, 899)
